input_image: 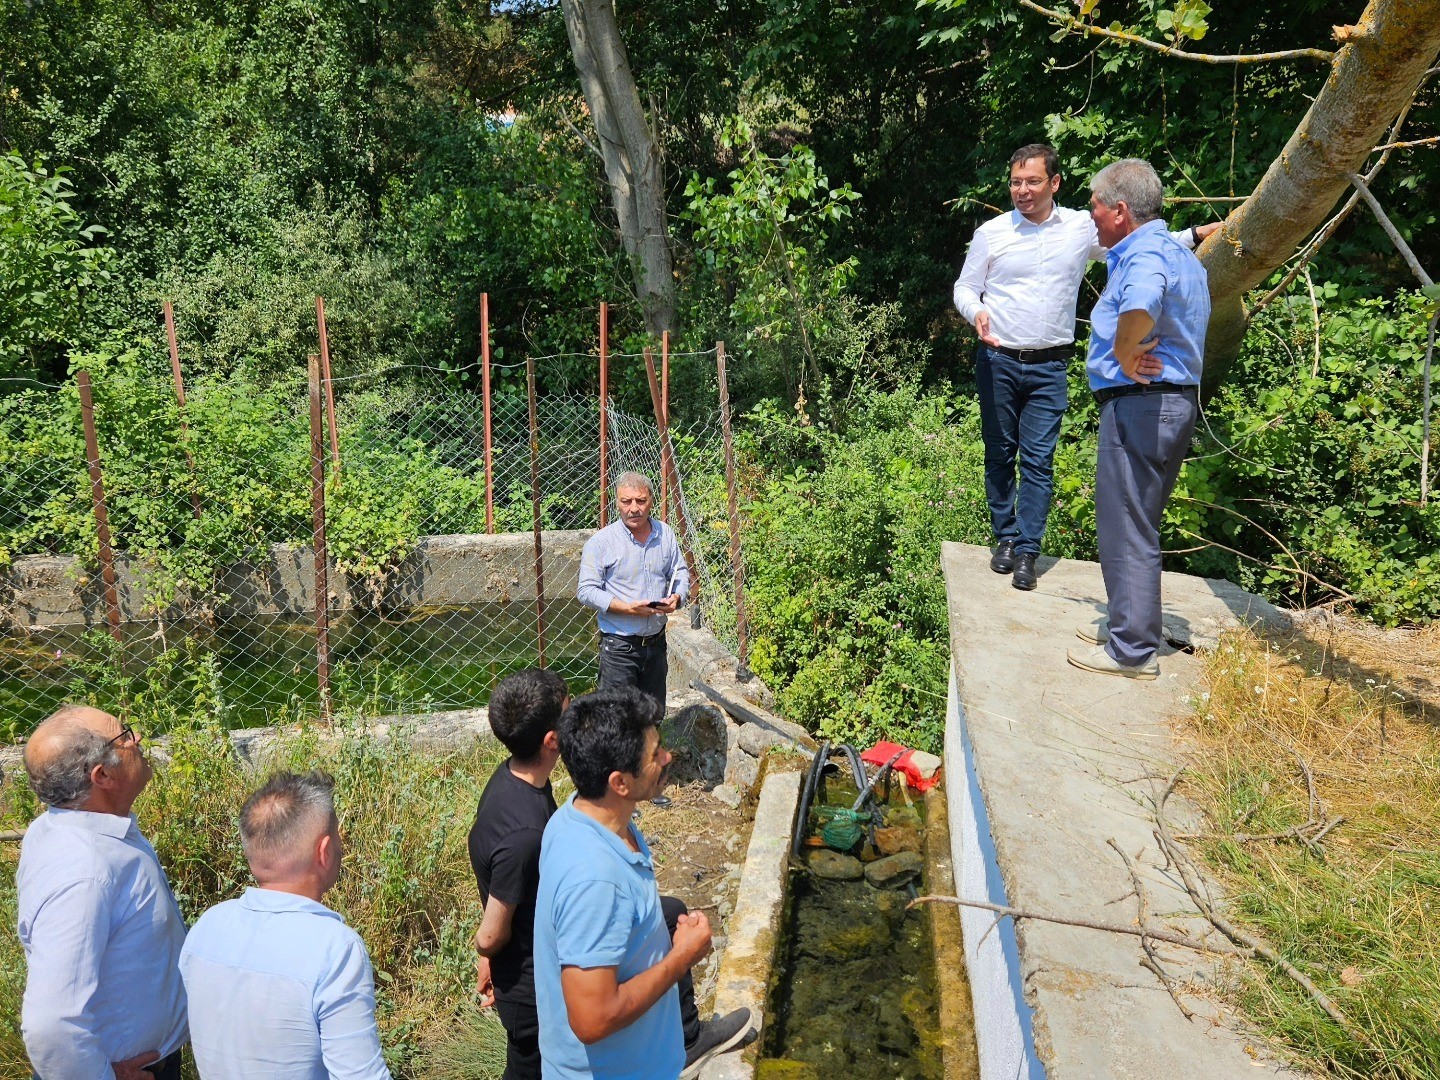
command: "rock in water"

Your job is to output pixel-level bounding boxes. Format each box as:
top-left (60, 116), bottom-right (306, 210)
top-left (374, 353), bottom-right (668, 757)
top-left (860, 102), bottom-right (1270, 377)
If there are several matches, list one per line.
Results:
top-left (873, 824), bottom-right (921, 856)
top-left (808, 849), bottom-right (864, 881)
top-left (863, 851), bottom-right (923, 889)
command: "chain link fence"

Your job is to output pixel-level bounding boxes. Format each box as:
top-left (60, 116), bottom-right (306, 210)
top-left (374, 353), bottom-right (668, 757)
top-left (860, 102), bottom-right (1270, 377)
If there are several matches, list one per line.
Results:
top-left (0, 352), bottom-right (745, 739)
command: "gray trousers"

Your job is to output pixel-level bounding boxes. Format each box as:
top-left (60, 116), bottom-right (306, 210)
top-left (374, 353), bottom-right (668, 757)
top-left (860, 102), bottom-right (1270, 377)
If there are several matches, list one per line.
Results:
top-left (1096, 389), bottom-right (1198, 666)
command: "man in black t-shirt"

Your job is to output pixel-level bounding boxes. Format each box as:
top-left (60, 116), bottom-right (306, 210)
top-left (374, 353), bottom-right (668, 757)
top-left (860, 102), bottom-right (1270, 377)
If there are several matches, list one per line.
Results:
top-left (470, 668), bottom-right (569, 1080)
top-left (469, 670), bottom-right (751, 1080)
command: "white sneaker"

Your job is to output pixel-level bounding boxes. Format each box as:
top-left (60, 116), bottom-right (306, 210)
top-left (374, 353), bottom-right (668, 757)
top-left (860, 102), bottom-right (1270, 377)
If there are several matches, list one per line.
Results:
top-left (1066, 644), bottom-right (1159, 680)
top-left (1076, 618), bottom-right (1108, 644)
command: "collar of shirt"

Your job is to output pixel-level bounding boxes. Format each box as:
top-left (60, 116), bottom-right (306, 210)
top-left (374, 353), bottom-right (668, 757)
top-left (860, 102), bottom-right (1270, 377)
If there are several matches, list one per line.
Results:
top-left (44, 806), bottom-right (137, 839)
top-left (1103, 217), bottom-right (1166, 269)
top-left (561, 794), bottom-right (654, 871)
top-left (238, 885), bottom-right (347, 920)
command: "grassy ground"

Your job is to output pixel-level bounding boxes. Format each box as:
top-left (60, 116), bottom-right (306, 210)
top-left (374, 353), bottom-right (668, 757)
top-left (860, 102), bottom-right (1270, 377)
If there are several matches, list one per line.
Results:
top-left (1180, 622), bottom-right (1440, 1079)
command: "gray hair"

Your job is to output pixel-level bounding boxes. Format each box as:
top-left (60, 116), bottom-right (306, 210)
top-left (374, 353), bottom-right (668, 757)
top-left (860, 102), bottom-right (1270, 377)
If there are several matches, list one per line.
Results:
top-left (1090, 159), bottom-right (1163, 224)
top-left (240, 771), bottom-right (336, 864)
top-left (613, 471), bottom-right (654, 500)
top-left (25, 709), bottom-right (121, 809)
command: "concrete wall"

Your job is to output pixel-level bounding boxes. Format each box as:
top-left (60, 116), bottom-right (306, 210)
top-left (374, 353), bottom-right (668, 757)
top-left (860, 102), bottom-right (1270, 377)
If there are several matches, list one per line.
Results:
top-left (946, 665), bottom-right (1046, 1080)
top-left (4, 530), bottom-right (592, 629)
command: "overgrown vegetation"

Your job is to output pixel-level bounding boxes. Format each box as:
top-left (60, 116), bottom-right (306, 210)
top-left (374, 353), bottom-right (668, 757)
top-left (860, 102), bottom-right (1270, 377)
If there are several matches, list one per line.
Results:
top-left (1180, 626), bottom-right (1440, 1078)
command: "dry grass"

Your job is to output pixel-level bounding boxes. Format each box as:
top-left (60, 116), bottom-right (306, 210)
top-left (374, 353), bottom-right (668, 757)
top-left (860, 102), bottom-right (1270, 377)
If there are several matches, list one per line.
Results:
top-left (1178, 620), bottom-right (1440, 1079)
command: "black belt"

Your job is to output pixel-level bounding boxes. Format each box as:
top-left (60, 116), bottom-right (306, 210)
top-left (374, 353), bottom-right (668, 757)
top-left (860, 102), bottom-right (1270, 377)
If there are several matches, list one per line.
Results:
top-left (991, 343), bottom-right (1075, 364)
top-left (145, 1050), bottom-right (183, 1080)
top-left (604, 630), bottom-right (666, 647)
top-left (1094, 382), bottom-right (1198, 407)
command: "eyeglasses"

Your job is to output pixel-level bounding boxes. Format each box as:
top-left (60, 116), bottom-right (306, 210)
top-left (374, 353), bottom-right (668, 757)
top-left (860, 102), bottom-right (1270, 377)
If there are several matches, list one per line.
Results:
top-left (104, 725), bottom-right (140, 749)
top-left (1009, 177), bottom-right (1052, 190)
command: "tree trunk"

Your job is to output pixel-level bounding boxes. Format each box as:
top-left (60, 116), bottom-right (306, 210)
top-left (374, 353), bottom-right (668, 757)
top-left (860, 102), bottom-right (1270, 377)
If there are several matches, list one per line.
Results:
top-left (1200, 0), bottom-right (1440, 396)
top-left (559, 0), bottom-right (676, 337)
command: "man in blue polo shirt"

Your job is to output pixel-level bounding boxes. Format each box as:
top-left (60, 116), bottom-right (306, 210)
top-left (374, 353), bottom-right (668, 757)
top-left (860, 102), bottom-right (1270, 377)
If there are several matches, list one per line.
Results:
top-left (1068, 158), bottom-right (1210, 680)
top-left (534, 688), bottom-right (748, 1079)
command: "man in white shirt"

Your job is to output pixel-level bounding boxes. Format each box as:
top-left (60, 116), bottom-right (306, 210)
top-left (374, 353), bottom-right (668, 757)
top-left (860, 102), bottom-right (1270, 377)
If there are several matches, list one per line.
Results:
top-left (953, 144), bottom-right (1217, 590)
top-left (180, 770), bottom-right (391, 1079)
top-left (17, 705), bottom-right (189, 1080)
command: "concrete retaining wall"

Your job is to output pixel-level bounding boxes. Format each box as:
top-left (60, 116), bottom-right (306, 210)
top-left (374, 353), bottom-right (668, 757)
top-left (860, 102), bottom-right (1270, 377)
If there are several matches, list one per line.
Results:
top-left (4, 530), bottom-right (592, 629)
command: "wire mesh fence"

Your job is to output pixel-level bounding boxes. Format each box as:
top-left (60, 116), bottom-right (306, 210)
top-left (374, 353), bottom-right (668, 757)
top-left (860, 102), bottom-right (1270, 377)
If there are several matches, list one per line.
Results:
top-left (0, 347), bottom-right (745, 739)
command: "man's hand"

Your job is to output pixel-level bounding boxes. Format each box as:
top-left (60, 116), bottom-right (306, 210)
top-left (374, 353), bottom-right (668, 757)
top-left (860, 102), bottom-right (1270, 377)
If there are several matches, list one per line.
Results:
top-left (1125, 338), bottom-right (1162, 384)
top-left (476, 954), bottom-right (495, 1009)
top-left (1194, 221), bottom-right (1222, 243)
top-left (113, 1051), bottom-right (161, 1080)
top-left (670, 911), bottom-right (712, 967)
top-left (973, 309), bottom-right (1001, 347)
top-left (611, 596), bottom-right (677, 617)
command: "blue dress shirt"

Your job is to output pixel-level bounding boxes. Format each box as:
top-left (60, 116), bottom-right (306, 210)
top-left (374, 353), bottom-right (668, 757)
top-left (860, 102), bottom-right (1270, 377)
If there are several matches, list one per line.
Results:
top-left (577, 518), bottom-right (690, 637)
top-left (179, 888), bottom-right (391, 1079)
top-left (1087, 219), bottom-right (1211, 391)
top-left (534, 796), bottom-right (684, 1080)
top-left (17, 808), bottom-right (189, 1080)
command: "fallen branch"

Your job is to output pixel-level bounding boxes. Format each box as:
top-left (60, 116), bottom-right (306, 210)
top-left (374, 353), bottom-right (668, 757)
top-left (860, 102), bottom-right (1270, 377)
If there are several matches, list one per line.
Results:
top-left (1108, 837), bottom-right (1196, 1020)
top-left (1152, 772), bottom-right (1377, 1052)
top-left (906, 894), bottom-right (1249, 956)
top-left (0, 829), bottom-right (25, 843)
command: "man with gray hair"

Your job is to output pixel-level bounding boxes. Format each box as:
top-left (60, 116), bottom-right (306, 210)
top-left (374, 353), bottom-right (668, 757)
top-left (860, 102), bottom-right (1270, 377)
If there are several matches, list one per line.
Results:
top-left (17, 704), bottom-right (189, 1080)
top-left (577, 471), bottom-right (690, 704)
top-left (1068, 158), bottom-right (1210, 680)
top-left (179, 771), bottom-right (391, 1078)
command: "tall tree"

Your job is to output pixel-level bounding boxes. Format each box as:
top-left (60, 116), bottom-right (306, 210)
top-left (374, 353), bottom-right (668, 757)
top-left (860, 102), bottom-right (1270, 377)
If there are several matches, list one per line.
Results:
top-left (558, 0), bottom-right (676, 335)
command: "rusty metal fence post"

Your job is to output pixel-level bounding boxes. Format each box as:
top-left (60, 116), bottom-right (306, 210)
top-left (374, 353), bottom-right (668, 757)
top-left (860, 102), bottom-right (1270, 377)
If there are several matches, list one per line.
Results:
top-left (316, 297), bottom-right (341, 478)
top-left (482, 292), bottom-right (495, 532)
top-left (162, 302), bottom-right (203, 520)
top-left (527, 352), bottom-right (548, 665)
top-left (308, 354), bottom-right (332, 722)
top-left (643, 348), bottom-right (701, 628)
top-left (715, 342), bottom-right (751, 679)
top-left (75, 371), bottom-right (124, 644)
top-left (598, 301), bottom-right (610, 528)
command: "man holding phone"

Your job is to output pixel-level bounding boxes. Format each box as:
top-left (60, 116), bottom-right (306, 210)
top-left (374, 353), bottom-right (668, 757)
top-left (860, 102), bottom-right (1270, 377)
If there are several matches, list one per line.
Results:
top-left (577, 472), bottom-right (690, 705)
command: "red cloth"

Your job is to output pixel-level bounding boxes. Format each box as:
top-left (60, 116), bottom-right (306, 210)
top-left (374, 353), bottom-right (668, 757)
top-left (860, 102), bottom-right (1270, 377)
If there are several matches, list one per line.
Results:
top-left (860, 741), bottom-right (939, 793)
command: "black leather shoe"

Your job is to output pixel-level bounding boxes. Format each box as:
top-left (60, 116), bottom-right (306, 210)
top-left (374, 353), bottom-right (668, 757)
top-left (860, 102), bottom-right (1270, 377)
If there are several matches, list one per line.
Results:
top-left (1012, 552), bottom-right (1037, 591)
top-left (990, 539), bottom-right (1017, 574)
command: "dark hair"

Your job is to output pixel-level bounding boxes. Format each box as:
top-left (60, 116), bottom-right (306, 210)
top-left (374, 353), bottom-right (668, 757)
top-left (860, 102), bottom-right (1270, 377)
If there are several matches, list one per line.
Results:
top-left (1010, 143), bottom-right (1059, 178)
top-left (558, 687), bottom-right (663, 799)
top-left (241, 770), bottom-right (336, 864)
top-left (488, 667), bottom-right (569, 760)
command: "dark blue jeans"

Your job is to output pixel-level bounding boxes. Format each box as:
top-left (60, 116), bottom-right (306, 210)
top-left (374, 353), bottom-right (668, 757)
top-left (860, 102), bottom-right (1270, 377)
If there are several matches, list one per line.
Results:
top-left (973, 344), bottom-right (1069, 556)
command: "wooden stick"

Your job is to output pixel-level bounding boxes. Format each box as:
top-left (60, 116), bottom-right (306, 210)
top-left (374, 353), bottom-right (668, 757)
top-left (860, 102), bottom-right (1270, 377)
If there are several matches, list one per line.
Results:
top-left (308, 354), bottom-right (331, 723)
top-left (482, 292), bottom-right (495, 533)
top-left (316, 297), bottom-right (341, 478)
top-left (598, 302), bottom-right (609, 528)
top-left (527, 352), bottom-right (547, 666)
top-left (162, 302), bottom-right (202, 519)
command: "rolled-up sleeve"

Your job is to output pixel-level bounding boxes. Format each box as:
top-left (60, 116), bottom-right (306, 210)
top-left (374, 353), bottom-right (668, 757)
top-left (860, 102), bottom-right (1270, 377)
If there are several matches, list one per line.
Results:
top-left (21, 879), bottom-right (114, 1080)
top-left (952, 230), bottom-right (991, 324)
top-left (576, 539), bottom-right (613, 613)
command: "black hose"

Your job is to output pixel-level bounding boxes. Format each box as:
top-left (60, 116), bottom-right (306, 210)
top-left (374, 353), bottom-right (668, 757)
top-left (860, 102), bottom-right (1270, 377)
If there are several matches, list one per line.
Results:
top-left (792, 739), bottom-right (832, 859)
top-left (851, 749), bottom-right (906, 812)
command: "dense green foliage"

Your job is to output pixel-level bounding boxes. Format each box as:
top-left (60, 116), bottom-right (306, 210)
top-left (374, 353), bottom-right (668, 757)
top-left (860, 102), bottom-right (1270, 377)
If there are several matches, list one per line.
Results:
top-left (1, 1), bottom-right (1436, 737)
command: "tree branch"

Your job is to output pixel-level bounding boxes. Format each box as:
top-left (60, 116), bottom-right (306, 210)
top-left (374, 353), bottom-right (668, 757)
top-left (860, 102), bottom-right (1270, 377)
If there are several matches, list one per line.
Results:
top-left (1347, 172), bottom-right (1435, 288)
top-left (1016, 0), bottom-right (1335, 65)
top-left (1371, 134), bottom-right (1440, 152)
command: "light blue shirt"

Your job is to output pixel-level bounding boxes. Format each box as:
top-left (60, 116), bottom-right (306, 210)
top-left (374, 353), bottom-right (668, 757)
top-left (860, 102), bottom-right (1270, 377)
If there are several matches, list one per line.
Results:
top-left (1087, 219), bottom-right (1211, 391)
top-left (179, 888), bottom-right (390, 1080)
top-left (534, 796), bottom-right (683, 1080)
top-left (577, 518), bottom-right (690, 636)
top-left (17, 808), bottom-right (189, 1080)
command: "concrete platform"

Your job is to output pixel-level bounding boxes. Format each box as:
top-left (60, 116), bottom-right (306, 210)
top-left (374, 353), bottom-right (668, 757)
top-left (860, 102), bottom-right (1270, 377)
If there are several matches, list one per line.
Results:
top-left (942, 542), bottom-right (1302, 1079)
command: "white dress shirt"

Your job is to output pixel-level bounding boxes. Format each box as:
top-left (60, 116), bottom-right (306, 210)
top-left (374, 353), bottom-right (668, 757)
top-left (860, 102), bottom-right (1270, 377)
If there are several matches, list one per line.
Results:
top-left (180, 887), bottom-right (391, 1079)
top-left (953, 206), bottom-right (1196, 350)
top-left (17, 808), bottom-right (189, 1080)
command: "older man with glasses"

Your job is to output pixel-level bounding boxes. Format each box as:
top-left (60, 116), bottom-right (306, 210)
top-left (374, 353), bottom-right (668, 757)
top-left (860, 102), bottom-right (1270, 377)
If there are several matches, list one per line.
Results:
top-left (17, 705), bottom-right (189, 1080)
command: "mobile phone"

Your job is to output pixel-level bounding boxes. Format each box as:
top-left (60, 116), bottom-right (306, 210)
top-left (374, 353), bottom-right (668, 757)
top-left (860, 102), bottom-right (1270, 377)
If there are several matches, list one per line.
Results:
top-left (646, 599), bottom-right (666, 608)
